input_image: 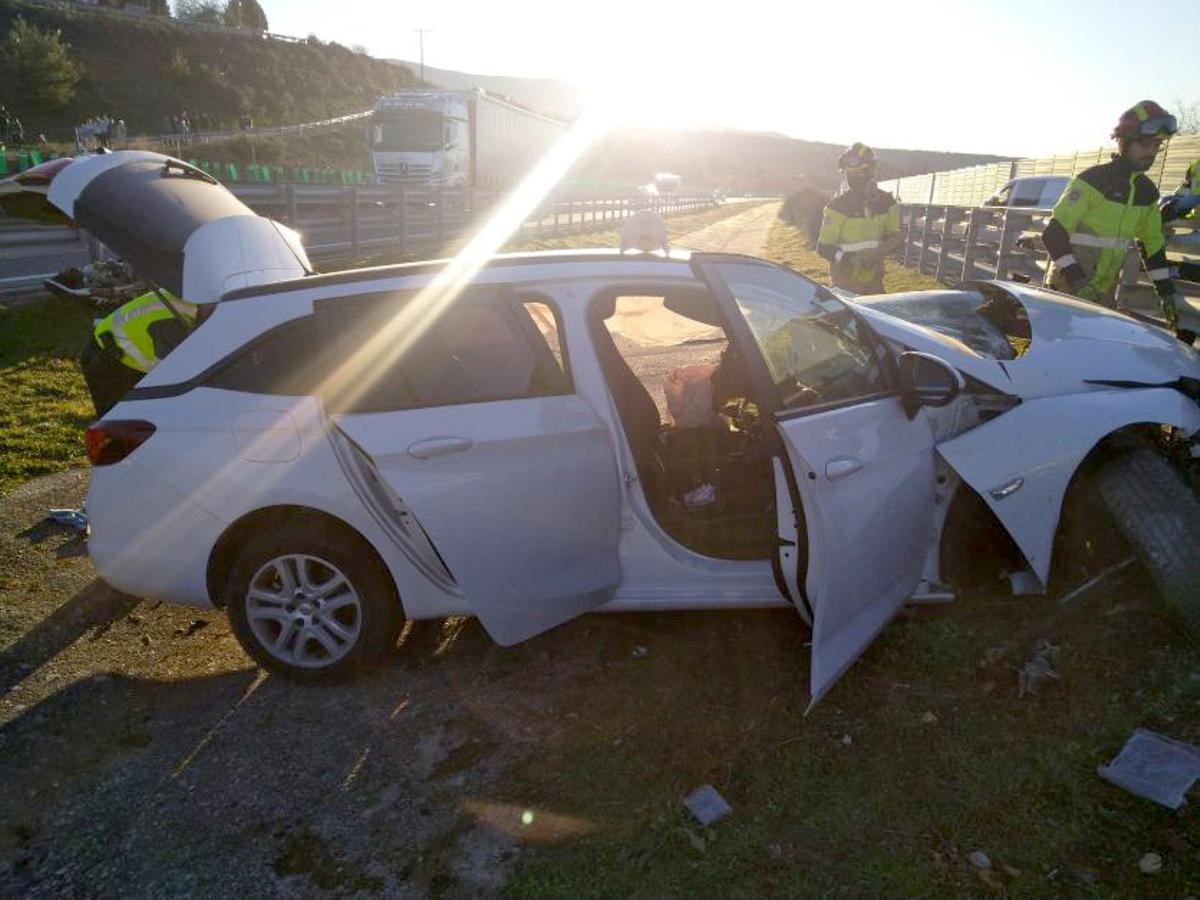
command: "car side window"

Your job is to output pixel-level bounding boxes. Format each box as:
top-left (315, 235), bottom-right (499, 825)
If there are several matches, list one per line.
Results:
top-left (206, 316), bottom-right (332, 397)
top-left (708, 261), bottom-right (889, 410)
top-left (1010, 179), bottom-right (1044, 208)
top-left (208, 291), bottom-right (570, 412)
top-left (986, 184), bottom-right (1012, 207)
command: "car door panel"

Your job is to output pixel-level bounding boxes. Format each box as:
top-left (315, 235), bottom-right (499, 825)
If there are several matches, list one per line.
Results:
top-left (335, 395), bottom-right (622, 645)
top-left (695, 256), bottom-right (938, 704)
top-left (778, 399), bottom-right (935, 704)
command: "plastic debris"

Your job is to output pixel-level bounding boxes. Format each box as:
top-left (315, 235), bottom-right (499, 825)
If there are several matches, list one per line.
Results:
top-left (631, 645), bottom-right (649, 659)
top-left (1098, 729), bottom-right (1200, 809)
top-left (1016, 640), bottom-right (1059, 698)
top-left (47, 507), bottom-right (88, 532)
top-left (968, 850), bottom-right (992, 870)
top-left (1138, 852), bottom-right (1163, 875)
top-left (1057, 556), bottom-right (1137, 605)
top-left (921, 711), bottom-right (939, 725)
top-left (1006, 569), bottom-right (1044, 596)
top-left (683, 784), bottom-right (731, 826)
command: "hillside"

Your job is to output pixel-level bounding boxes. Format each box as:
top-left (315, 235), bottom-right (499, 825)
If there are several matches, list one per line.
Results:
top-left (385, 60), bottom-right (581, 121)
top-left (0, 0), bottom-right (416, 138)
top-left (573, 127), bottom-right (1009, 194)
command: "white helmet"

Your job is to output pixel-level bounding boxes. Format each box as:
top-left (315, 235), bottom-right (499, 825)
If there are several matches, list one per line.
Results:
top-left (620, 210), bottom-right (670, 255)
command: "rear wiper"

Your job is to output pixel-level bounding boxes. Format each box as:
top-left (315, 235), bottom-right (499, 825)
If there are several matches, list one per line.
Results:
top-left (160, 159), bottom-right (219, 186)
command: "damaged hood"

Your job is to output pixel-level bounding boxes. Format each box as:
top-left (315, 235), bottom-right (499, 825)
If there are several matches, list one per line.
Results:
top-left (854, 281), bottom-right (1200, 400)
top-left (47, 151), bottom-right (311, 304)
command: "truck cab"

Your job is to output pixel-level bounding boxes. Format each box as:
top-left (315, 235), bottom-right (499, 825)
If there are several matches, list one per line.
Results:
top-left (370, 91), bottom-right (470, 187)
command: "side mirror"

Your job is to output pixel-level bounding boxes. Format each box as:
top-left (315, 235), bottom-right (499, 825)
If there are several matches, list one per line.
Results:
top-left (898, 350), bottom-right (964, 418)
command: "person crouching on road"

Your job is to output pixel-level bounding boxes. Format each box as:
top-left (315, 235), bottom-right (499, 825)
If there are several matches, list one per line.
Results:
top-left (817, 143), bottom-right (902, 294)
top-left (1042, 100), bottom-right (1183, 338)
top-left (80, 289), bottom-right (198, 417)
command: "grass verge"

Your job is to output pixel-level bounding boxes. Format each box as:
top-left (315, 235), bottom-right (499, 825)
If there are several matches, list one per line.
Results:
top-left (763, 218), bottom-right (944, 293)
top-left (0, 298), bottom-right (96, 496)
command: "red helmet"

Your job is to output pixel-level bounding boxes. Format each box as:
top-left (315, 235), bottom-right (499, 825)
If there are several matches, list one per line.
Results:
top-left (838, 142), bottom-right (877, 171)
top-left (1112, 101), bottom-right (1177, 145)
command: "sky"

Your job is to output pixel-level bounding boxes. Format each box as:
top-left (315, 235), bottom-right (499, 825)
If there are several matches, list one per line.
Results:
top-left (258, 0), bottom-right (1200, 158)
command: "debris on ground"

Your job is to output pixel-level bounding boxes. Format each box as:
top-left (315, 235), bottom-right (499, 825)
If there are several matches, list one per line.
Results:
top-left (47, 508), bottom-right (89, 532)
top-left (1057, 556), bottom-right (1137, 605)
top-left (683, 785), bottom-right (731, 826)
top-left (920, 711), bottom-right (939, 725)
top-left (631, 645), bottom-right (649, 658)
top-left (968, 850), bottom-right (992, 869)
top-left (1005, 569), bottom-right (1044, 596)
top-left (840, 734), bottom-right (853, 747)
top-left (1016, 640), bottom-right (1060, 698)
top-left (1137, 852), bottom-right (1163, 875)
top-left (1098, 729), bottom-right (1200, 809)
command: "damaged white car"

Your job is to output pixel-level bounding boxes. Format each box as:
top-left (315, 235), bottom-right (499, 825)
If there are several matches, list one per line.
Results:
top-left (61, 154), bottom-right (1200, 704)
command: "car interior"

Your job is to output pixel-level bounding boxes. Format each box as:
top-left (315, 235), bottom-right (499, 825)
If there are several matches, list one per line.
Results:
top-left (587, 285), bottom-right (777, 560)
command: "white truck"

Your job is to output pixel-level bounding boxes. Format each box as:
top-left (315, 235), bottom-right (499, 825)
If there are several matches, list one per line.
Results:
top-left (369, 89), bottom-right (565, 189)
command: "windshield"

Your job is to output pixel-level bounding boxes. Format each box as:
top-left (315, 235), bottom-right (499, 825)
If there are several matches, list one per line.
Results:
top-left (371, 109), bottom-right (445, 152)
top-left (861, 288), bottom-right (1029, 360)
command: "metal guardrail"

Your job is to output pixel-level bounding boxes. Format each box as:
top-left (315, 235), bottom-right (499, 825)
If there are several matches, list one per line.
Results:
top-left (0, 188), bottom-right (720, 300)
top-left (895, 203), bottom-right (1200, 312)
top-left (152, 111), bottom-right (373, 151)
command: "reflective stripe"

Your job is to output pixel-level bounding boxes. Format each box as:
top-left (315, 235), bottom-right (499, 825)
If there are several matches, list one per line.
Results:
top-left (1069, 232), bottom-right (1129, 249)
top-left (1147, 267), bottom-right (1173, 281)
top-left (1054, 254), bottom-right (1077, 268)
top-left (837, 240), bottom-right (881, 252)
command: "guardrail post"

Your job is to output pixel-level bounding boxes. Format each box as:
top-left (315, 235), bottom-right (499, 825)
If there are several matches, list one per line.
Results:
top-left (435, 189), bottom-right (445, 245)
top-left (960, 208), bottom-right (984, 282)
top-left (568, 197), bottom-right (575, 231)
top-left (347, 186), bottom-right (360, 260)
top-left (996, 208), bottom-right (1021, 281)
top-left (918, 204), bottom-right (936, 274)
top-left (396, 188), bottom-right (407, 254)
top-left (285, 183), bottom-right (298, 225)
top-left (902, 206), bottom-right (920, 267)
top-left (935, 206), bottom-right (958, 283)
top-left (553, 198), bottom-right (560, 235)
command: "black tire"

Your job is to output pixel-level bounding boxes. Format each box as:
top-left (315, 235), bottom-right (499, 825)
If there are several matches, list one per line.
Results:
top-left (224, 522), bottom-right (404, 681)
top-left (1092, 447), bottom-right (1200, 634)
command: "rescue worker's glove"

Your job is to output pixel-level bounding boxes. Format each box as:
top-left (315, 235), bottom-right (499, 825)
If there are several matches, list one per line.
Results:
top-left (1061, 263), bottom-right (1089, 294)
top-left (1155, 281), bottom-right (1180, 332)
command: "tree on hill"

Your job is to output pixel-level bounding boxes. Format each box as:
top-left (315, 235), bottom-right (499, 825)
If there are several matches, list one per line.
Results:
top-left (0, 17), bottom-right (82, 112)
top-left (173, 0), bottom-right (222, 25)
top-left (223, 0), bottom-right (268, 31)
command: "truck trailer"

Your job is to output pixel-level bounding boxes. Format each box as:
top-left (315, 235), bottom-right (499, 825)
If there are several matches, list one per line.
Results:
top-left (370, 89), bottom-right (566, 189)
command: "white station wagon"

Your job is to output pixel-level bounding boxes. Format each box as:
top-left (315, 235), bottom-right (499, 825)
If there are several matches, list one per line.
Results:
top-left (50, 154), bottom-right (1200, 704)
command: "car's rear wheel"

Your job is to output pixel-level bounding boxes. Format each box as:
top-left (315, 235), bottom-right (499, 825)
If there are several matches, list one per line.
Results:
top-left (225, 524), bottom-right (403, 680)
top-left (1092, 447), bottom-right (1200, 634)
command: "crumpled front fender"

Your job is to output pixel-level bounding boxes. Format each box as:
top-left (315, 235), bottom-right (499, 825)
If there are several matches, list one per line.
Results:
top-left (937, 387), bottom-right (1200, 586)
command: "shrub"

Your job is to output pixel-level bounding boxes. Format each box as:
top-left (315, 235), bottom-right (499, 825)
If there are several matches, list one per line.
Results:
top-left (0, 16), bottom-right (82, 111)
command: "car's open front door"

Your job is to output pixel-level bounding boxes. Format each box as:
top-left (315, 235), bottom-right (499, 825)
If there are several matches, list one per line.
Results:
top-left (695, 256), bottom-right (939, 704)
top-left (325, 286), bottom-right (622, 645)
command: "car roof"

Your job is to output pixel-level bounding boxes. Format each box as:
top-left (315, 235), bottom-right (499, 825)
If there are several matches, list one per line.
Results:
top-left (219, 247), bottom-right (712, 303)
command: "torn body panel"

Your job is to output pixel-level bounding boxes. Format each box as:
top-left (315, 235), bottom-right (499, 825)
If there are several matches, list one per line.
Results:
top-left (937, 387), bottom-right (1200, 586)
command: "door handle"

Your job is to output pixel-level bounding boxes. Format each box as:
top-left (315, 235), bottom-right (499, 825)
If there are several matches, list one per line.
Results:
top-left (825, 457), bottom-right (863, 480)
top-left (407, 437), bottom-right (474, 459)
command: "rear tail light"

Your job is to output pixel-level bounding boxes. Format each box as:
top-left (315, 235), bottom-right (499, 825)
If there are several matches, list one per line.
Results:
top-left (85, 420), bottom-right (157, 466)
